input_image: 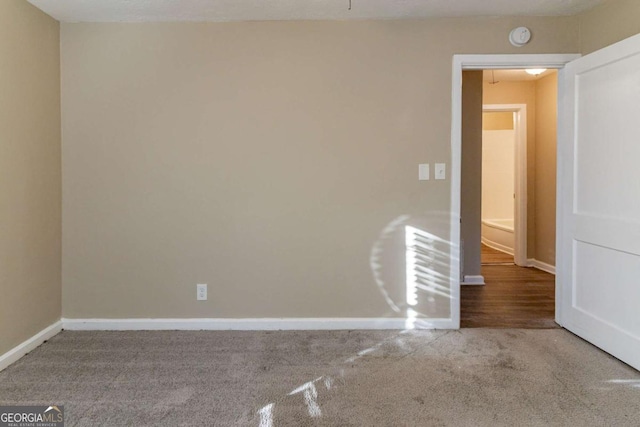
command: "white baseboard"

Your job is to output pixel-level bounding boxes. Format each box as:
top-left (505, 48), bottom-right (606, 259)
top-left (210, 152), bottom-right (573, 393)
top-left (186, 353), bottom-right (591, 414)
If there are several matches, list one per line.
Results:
top-left (462, 275), bottom-right (485, 285)
top-left (61, 317), bottom-right (455, 331)
top-left (527, 259), bottom-right (556, 275)
top-left (0, 321), bottom-right (62, 372)
top-left (481, 237), bottom-right (514, 256)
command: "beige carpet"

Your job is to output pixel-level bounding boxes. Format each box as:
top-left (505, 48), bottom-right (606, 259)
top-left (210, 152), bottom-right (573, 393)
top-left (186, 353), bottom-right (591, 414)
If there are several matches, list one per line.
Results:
top-left (1, 329), bottom-right (639, 426)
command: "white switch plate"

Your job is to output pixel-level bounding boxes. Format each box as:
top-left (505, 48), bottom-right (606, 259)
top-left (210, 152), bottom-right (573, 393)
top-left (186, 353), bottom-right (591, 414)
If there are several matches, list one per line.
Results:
top-left (418, 164), bottom-right (430, 180)
top-left (197, 284), bottom-right (207, 301)
top-left (435, 163), bottom-right (446, 180)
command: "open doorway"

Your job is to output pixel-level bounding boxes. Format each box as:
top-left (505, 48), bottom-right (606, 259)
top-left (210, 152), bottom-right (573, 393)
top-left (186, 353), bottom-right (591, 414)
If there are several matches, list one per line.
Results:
top-left (461, 67), bottom-right (559, 328)
top-left (452, 38), bottom-right (640, 368)
top-left (481, 103), bottom-right (527, 267)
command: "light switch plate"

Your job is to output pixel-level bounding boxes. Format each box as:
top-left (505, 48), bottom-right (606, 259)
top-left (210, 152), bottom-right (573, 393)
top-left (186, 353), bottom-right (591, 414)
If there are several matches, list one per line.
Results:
top-left (435, 163), bottom-right (446, 180)
top-left (418, 164), bottom-right (430, 180)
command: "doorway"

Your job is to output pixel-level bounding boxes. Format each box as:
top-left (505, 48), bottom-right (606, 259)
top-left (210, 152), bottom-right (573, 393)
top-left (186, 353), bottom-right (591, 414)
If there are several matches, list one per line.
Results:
top-left (451, 54), bottom-right (580, 329)
top-left (452, 35), bottom-right (640, 370)
top-left (481, 103), bottom-right (527, 267)
top-left (464, 68), bottom-right (558, 328)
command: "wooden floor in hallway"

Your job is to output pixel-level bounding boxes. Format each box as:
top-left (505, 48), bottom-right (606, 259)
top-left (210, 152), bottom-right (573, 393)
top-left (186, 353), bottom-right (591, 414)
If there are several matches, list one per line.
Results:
top-left (480, 243), bottom-right (514, 264)
top-left (461, 245), bottom-right (558, 328)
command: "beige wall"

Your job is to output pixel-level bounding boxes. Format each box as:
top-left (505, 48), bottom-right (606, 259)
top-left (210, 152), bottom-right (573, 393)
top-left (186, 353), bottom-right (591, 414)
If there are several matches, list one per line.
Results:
top-left (483, 112), bottom-right (514, 131)
top-left (534, 73), bottom-right (557, 266)
top-left (61, 18), bottom-right (578, 320)
top-left (0, 1), bottom-right (61, 355)
top-left (0, 0), bottom-right (635, 351)
top-left (461, 71), bottom-right (483, 279)
top-left (483, 81), bottom-right (537, 258)
top-left (482, 129), bottom-right (516, 222)
top-left (579, 0), bottom-right (640, 54)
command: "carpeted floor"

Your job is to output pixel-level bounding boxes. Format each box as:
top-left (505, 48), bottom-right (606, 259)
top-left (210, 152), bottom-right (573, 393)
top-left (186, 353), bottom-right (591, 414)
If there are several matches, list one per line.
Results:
top-left (1, 329), bottom-right (639, 426)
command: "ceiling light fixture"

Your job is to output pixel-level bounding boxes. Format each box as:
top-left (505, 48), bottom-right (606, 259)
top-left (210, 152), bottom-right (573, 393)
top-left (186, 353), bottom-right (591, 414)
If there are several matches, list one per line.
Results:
top-left (525, 68), bottom-right (547, 76)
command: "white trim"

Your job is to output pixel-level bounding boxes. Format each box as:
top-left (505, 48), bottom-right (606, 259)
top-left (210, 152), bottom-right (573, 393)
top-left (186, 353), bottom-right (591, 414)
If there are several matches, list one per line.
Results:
top-left (462, 275), bottom-right (485, 285)
top-left (452, 53), bottom-right (580, 329)
top-left (0, 321), bottom-right (62, 372)
top-left (481, 237), bottom-right (514, 256)
top-left (61, 317), bottom-right (455, 331)
top-left (453, 54), bottom-right (581, 70)
top-left (483, 104), bottom-right (527, 266)
top-left (555, 66), bottom-right (568, 326)
top-left (527, 258), bottom-right (556, 275)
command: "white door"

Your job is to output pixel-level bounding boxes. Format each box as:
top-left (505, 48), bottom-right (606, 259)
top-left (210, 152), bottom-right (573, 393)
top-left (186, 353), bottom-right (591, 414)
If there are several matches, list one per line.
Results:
top-left (558, 32), bottom-right (640, 370)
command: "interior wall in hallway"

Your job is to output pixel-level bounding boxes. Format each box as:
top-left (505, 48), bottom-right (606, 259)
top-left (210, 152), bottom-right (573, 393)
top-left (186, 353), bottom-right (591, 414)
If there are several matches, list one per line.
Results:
top-left (483, 81), bottom-right (537, 259)
top-left (534, 72), bottom-right (558, 266)
top-left (481, 113), bottom-right (515, 223)
top-left (483, 72), bottom-right (558, 266)
top-left (460, 71), bottom-right (484, 280)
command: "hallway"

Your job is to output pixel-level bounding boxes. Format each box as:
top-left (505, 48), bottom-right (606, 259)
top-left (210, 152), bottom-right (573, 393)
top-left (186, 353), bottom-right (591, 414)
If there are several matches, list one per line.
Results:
top-left (461, 245), bottom-right (557, 328)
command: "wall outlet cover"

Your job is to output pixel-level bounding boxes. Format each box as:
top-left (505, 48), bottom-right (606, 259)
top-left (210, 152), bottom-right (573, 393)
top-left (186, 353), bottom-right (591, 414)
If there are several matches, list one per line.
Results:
top-left (197, 284), bottom-right (207, 301)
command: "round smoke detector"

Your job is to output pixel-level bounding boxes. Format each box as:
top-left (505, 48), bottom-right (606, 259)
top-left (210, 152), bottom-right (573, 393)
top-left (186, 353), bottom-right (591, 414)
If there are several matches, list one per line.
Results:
top-left (509, 27), bottom-right (531, 47)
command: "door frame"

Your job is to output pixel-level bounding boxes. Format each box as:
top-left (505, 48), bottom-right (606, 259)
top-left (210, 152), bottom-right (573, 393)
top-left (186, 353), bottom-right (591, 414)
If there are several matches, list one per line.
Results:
top-left (450, 54), bottom-right (580, 328)
top-left (482, 103), bottom-right (527, 266)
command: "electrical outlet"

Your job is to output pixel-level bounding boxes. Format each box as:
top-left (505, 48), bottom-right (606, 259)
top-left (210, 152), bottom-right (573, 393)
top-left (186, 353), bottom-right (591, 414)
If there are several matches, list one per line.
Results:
top-left (197, 284), bottom-right (207, 301)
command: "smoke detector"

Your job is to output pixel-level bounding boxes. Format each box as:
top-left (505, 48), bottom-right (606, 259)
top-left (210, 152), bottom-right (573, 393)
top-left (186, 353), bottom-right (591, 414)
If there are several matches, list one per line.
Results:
top-left (509, 27), bottom-right (531, 47)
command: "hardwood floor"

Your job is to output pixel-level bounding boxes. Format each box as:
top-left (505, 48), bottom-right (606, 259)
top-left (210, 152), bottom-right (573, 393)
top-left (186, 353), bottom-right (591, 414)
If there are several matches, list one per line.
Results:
top-left (462, 245), bottom-right (557, 328)
top-left (481, 243), bottom-right (514, 264)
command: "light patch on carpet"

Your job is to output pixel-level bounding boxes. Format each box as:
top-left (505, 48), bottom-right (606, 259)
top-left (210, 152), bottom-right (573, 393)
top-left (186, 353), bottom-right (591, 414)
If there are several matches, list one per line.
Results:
top-left (324, 376), bottom-right (333, 391)
top-left (257, 403), bottom-right (274, 427)
top-left (607, 379), bottom-right (640, 388)
top-left (345, 340), bottom-right (385, 363)
top-left (288, 377), bottom-right (322, 417)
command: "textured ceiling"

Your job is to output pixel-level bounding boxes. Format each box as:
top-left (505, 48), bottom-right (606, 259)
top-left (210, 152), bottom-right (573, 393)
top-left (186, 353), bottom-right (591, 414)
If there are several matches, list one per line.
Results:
top-left (27, 0), bottom-right (606, 23)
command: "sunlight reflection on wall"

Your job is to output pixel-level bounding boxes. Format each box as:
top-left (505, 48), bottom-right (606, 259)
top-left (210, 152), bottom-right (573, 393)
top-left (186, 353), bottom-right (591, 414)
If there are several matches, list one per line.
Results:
top-left (370, 213), bottom-right (457, 327)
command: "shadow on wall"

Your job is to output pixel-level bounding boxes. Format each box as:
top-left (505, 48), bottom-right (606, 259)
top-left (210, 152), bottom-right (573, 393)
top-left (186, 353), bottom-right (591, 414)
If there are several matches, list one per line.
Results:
top-left (369, 212), bottom-right (456, 327)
